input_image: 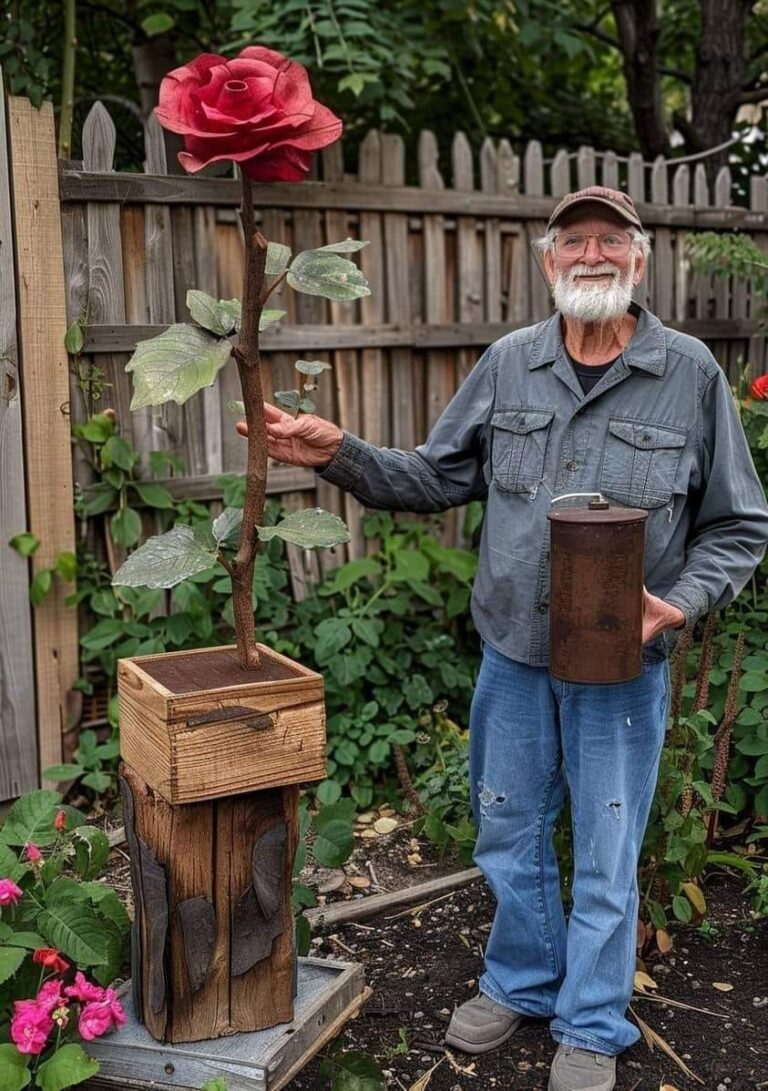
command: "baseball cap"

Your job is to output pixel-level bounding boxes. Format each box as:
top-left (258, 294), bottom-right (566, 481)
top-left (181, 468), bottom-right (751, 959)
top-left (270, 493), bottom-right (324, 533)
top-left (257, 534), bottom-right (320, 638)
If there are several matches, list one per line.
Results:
top-left (547, 186), bottom-right (643, 232)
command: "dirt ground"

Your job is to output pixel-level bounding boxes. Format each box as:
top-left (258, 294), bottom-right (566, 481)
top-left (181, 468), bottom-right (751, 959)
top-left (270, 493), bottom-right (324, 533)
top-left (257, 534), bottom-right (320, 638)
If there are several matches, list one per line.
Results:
top-left (287, 827), bottom-right (768, 1091)
top-left (98, 809), bottom-right (768, 1090)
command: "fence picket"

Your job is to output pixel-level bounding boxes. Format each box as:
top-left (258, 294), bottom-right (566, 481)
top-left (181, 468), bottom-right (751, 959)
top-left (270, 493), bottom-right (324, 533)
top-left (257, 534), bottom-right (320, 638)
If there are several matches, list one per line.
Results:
top-left (82, 103), bottom-right (132, 454)
top-left (627, 152), bottom-right (644, 203)
top-left (576, 145), bottom-right (596, 188)
top-left (496, 138), bottom-right (519, 194)
top-left (550, 149), bottom-right (570, 197)
top-left (143, 112), bottom-right (181, 457)
top-left (324, 138), bottom-right (364, 562)
top-left (523, 140), bottom-right (544, 196)
top-left (0, 74), bottom-right (37, 799)
top-left (480, 138), bottom-right (502, 323)
top-left (601, 150), bottom-right (619, 189)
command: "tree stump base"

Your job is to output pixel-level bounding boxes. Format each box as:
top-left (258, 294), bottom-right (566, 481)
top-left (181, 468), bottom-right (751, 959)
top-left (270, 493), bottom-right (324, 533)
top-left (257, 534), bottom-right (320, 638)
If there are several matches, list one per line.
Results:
top-left (120, 763), bottom-right (299, 1044)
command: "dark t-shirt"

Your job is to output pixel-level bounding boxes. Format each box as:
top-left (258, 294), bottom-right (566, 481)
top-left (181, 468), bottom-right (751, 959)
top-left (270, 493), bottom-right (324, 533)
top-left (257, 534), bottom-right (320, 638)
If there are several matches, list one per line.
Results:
top-left (568, 355), bottom-right (617, 394)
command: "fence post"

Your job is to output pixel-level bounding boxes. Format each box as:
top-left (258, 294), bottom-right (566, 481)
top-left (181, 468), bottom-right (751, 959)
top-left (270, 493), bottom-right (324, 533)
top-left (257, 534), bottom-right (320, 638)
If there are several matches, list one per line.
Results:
top-left (0, 73), bottom-right (37, 800)
top-left (8, 94), bottom-right (78, 783)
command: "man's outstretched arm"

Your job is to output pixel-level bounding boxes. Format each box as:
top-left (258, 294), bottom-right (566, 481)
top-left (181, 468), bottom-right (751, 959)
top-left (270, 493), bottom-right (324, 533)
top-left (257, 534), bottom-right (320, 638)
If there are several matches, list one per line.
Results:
top-left (237, 345), bottom-right (497, 514)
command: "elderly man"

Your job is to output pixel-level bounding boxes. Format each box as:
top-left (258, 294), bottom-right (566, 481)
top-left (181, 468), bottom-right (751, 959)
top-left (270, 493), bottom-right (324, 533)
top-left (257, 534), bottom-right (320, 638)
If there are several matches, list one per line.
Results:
top-left (237, 187), bottom-right (768, 1091)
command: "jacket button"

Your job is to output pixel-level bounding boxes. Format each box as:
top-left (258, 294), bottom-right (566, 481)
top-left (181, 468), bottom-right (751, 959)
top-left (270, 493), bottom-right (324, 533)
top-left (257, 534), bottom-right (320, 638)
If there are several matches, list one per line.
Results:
top-left (537, 603), bottom-right (548, 614)
top-left (566, 460), bottom-right (579, 471)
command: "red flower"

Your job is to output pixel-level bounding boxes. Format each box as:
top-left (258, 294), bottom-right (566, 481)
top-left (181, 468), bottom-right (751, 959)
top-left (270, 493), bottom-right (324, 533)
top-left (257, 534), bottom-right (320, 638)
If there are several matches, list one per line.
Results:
top-left (54, 810), bottom-right (67, 831)
top-left (25, 843), bottom-right (42, 863)
top-left (155, 47), bottom-right (342, 182)
top-left (33, 948), bottom-right (69, 973)
top-left (750, 374), bottom-right (768, 400)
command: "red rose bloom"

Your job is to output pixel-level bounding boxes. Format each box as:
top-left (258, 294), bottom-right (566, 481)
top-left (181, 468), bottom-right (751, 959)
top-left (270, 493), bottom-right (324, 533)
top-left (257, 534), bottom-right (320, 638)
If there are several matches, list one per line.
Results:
top-left (155, 47), bottom-right (342, 182)
top-left (750, 374), bottom-right (768, 400)
top-left (33, 948), bottom-right (69, 973)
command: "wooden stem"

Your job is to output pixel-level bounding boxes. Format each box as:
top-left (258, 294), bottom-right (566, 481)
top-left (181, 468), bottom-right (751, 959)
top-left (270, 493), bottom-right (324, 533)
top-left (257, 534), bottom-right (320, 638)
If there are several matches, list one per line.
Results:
top-left (231, 169), bottom-right (269, 670)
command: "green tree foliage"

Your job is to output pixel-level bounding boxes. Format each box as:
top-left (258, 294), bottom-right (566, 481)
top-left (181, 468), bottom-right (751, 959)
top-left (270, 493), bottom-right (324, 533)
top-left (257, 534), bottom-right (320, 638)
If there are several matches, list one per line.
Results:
top-left (9, 0), bottom-right (767, 171)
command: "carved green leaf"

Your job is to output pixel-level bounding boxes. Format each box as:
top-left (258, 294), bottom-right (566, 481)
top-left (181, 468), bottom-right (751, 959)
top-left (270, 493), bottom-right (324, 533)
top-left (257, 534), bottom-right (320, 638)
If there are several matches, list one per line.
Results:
top-left (317, 239), bottom-right (369, 254)
top-left (287, 250), bottom-right (370, 301)
top-left (265, 241), bottom-right (292, 275)
top-left (111, 525), bottom-right (218, 589)
top-left (227, 400), bottom-right (246, 415)
top-left (127, 324), bottom-right (232, 409)
top-left (213, 506), bottom-right (243, 548)
top-left (259, 308), bottom-right (286, 331)
top-left (274, 389), bottom-right (300, 411)
top-left (64, 320), bottom-right (85, 355)
top-left (187, 290), bottom-right (241, 336)
top-left (295, 359), bottom-right (332, 375)
top-left (257, 508), bottom-right (350, 549)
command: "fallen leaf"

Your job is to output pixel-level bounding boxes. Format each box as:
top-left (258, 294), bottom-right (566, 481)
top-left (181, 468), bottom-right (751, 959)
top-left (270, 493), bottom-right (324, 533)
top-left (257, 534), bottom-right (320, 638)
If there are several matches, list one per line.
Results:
top-left (681, 881), bottom-right (707, 916)
top-left (631, 1007), bottom-right (703, 1084)
top-left (408, 1057), bottom-right (444, 1090)
top-left (407, 852), bottom-right (422, 866)
top-left (348, 875), bottom-right (371, 889)
top-left (378, 806), bottom-right (396, 817)
top-left (712, 982), bottom-right (734, 992)
top-left (656, 928), bottom-right (673, 954)
top-left (634, 971), bottom-right (659, 993)
top-left (373, 817), bottom-right (398, 834)
top-left (637, 919), bottom-right (647, 949)
top-left (660, 1084), bottom-right (680, 1090)
top-left (360, 829), bottom-right (377, 840)
top-left (318, 871), bottom-right (347, 894)
top-left (356, 812), bottom-right (375, 825)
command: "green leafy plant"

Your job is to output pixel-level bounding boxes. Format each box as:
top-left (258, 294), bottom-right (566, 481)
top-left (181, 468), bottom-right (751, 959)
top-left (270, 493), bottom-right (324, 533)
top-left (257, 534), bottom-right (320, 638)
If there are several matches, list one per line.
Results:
top-left (0, 790), bottom-right (130, 1090)
top-left (292, 796), bottom-right (357, 955)
top-left (0, 791), bottom-right (129, 989)
top-left (42, 731), bottom-right (121, 799)
top-left (318, 1044), bottom-right (386, 1091)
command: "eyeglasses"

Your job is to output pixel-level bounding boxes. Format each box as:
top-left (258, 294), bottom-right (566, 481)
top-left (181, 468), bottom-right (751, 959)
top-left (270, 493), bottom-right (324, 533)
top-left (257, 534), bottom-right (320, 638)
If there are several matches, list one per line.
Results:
top-left (554, 231), bottom-right (633, 259)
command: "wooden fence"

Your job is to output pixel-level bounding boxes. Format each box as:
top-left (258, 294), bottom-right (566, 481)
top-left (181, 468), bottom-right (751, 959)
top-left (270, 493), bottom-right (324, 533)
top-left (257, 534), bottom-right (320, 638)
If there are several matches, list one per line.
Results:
top-left (2, 84), bottom-right (768, 798)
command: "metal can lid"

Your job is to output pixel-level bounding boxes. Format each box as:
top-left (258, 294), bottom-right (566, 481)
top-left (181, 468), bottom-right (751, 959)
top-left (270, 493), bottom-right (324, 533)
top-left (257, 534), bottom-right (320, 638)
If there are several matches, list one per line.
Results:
top-left (548, 505), bottom-right (648, 524)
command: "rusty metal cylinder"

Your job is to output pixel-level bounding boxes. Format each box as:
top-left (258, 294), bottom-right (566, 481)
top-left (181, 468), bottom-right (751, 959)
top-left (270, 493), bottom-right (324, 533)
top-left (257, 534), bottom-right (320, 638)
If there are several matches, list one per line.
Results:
top-left (547, 499), bottom-right (648, 684)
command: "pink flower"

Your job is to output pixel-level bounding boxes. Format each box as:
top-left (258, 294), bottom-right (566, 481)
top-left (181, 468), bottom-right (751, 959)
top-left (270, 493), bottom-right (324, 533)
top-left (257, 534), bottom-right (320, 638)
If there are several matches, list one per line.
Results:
top-left (54, 810), bottom-right (67, 831)
top-left (65, 970), bottom-right (105, 1004)
top-left (78, 989), bottom-right (126, 1041)
top-left (0, 878), bottom-right (23, 906)
top-left (10, 999), bottom-right (54, 1055)
top-left (37, 978), bottom-right (65, 1014)
top-left (24, 843), bottom-right (42, 862)
top-left (33, 948), bottom-right (69, 973)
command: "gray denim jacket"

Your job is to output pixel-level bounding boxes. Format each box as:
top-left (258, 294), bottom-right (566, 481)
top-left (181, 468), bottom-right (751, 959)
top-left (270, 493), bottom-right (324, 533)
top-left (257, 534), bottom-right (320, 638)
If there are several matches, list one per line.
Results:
top-left (318, 306), bottom-right (768, 665)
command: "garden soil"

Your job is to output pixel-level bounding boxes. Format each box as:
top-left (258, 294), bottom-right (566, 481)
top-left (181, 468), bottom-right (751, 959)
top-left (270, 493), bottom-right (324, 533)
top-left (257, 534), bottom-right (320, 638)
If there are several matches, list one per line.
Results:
top-left (101, 814), bottom-right (768, 1090)
top-left (288, 828), bottom-right (768, 1091)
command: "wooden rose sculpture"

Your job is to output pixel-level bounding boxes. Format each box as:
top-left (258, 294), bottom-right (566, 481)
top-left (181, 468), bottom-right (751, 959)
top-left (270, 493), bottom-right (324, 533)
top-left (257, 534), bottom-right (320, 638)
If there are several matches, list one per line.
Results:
top-left (111, 50), bottom-right (369, 1044)
top-left (112, 47), bottom-right (369, 669)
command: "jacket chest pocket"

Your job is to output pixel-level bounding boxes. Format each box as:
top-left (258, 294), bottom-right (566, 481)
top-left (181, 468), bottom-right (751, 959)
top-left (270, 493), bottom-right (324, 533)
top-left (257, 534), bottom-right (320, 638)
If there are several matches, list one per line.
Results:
top-left (490, 408), bottom-right (554, 493)
top-left (600, 419), bottom-right (687, 508)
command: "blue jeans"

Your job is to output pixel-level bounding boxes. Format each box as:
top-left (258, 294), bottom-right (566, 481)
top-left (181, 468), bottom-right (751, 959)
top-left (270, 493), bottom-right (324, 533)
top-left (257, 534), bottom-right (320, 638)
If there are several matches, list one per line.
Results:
top-left (469, 641), bottom-right (669, 1056)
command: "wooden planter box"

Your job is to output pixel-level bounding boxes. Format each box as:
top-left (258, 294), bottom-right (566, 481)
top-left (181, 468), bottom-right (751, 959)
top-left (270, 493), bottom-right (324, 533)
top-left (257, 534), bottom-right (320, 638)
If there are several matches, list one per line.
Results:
top-left (117, 643), bottom-right (328, 1043)
top-left (118, 644), bottom-right (326, 805)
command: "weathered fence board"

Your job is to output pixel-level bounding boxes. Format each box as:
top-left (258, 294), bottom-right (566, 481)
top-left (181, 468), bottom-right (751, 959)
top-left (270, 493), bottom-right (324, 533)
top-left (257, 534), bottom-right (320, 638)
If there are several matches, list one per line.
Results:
top-left (8, 96), bottom-right (79, 782)
top-left (0, 73), bottom-right (37, 802)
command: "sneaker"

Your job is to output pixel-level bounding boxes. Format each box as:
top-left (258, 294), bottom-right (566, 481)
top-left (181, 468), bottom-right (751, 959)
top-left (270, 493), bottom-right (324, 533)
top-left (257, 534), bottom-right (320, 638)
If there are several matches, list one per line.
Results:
top-left (443, 992), bottom-right (525, 1054)
top-left (548, 1045), bottom-right (616, 1091)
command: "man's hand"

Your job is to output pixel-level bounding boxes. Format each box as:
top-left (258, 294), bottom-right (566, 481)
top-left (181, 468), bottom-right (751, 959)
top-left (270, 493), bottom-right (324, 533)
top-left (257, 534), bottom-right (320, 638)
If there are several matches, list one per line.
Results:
top-left (642, 588), bottom-right (685, 644)
top-left (236, 402), bottom-right (343, 468)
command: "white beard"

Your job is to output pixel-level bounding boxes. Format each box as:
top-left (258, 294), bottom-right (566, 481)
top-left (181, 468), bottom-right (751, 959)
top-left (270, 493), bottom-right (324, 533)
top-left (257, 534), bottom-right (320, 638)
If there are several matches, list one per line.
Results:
top-left (552, 259), bottom-right (635, 322)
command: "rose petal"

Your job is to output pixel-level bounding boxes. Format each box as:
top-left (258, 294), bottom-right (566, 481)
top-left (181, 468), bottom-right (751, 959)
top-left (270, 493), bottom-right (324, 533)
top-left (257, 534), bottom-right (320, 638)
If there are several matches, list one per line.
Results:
top-left (242, 146), bottom-right (313, 182)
